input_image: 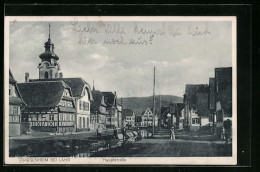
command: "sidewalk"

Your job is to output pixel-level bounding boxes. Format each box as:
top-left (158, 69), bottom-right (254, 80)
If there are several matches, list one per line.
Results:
top-left (9, 128), bottom-right (140, 157)
top-left (154, 129), bottom-right (229, 143)
top-left (9, 129), bottom-right (115, 140)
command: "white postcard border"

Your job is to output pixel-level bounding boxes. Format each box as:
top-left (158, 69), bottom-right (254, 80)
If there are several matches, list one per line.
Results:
top-left (4, 16), bottom-right (237, 165)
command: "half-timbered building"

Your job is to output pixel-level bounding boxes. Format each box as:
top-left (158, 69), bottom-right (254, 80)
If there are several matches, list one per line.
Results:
top-left (90, 90), bottom-right (109, 130)
top-left (102, 92), bottom-right (119, 128)
top-left (9, 70), bottom-right (25, 136)
top-left (29, 78), bottom-right (93, 132)
top-left (17, 81), bottom-right (76, 133)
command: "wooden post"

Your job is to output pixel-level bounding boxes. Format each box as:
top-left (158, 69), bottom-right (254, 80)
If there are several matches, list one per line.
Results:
top-left (152, 66), bottom-right (156, 137)
top-left (56, 108), bottom-right (59, 133)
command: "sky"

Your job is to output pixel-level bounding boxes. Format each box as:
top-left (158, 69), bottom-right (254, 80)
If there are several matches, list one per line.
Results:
top-left (8, 18), bottom-right (233, 98)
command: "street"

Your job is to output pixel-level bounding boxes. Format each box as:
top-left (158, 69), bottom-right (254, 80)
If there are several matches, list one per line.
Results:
top-left (9, 128), bottom-right (232, 157)
top-left (91, 137), bottom-right (232, 157)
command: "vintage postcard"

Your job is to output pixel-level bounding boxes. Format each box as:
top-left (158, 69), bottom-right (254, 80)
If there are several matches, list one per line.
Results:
top-left (4, 16), bottom-right (237, 165)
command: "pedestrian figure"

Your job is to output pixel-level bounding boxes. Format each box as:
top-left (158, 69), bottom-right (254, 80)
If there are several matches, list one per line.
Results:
top-left (221, 127), bottom-right (226, 140)
top-left (121, 126), bottom-right (126, 141)
top-left (113, 126), bottom-right (118, 139)
top-left (97, 125), bottom-right (102, 138)
top-left (224, 119), bottom-right (232, 143)
top-left (170, 127), bottom-right (175, 141)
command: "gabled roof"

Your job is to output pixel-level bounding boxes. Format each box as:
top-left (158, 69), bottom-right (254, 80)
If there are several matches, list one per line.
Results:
top-left (177, 103), bottom-right (185, 112)
top-left (9, 69), bottom-right (26, 106)
top-left (169, 103), bottom-right (185, 114)
top-left (191, 84), bottom-right (209, 96)
top-left (9, 70), bottom-right (17, 84)
top-left (122, 109), bottom-right (134, 119)
top-left (9, 97), bottom-right (24, 105)
top-left (185, 84), bottom-right (201, 99)
top-left (189, 84), bottom-right (209, 117)
top-left (29, 78), bottom-right (93, 101)
top-left (161, 106), bottom-right (170, 115)
top-left (90, 90), bottom-right (107, 113)
top-left (17, 81), bottom-right (71, 108)
top-left (102, 92), bottom-right (116, 108)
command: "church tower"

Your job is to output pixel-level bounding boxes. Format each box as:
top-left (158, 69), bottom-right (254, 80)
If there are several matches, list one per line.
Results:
top-left (38, 23), bottom-right (61, 79)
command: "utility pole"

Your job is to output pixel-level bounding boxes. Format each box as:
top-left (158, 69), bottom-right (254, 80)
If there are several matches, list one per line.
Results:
top-left (152, 66), bottom-right (155, 137)
top-left (147, 109), bottom-right (149, 138)
top-left (159, 94), bottom-right (161, 129)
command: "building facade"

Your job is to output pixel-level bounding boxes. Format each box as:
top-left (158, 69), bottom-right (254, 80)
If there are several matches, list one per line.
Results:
top-left (183, 84), bottom-right (201, 130)
top-left (169, 103), bottom-right (185, 130)
top-left (30, 78), bottom-right (93, 132)
top-left (122, 109), bottom-right (135, 127)
top-left (18, 81), bottom-right (77, 133)
top-left (26, 24), bottom-right (93, 132)
top-left (90, 90), bottom-right (109, 130)
top-left (102, 92), bottom-right (119, 128)
top-left (141, 108), bottom-right (158, 127)
top-left (183, 84), bottom-right (210, 131)
top-left (9, 70), bottom-right (25, 137)
top-left (214, 67), bottom-right (232, 137)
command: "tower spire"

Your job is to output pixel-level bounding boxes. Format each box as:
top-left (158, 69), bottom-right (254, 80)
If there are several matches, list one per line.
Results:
top-left (48, 22), bottom-right (51, 41)
top-left (93, 80), bottom-right (95, 91)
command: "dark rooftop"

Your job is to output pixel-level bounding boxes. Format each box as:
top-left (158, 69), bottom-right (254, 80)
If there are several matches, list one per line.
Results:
top-left (17, 81), bottom-right (71, 108)
top-left (122, 109), bottom-right (134, 119)
top-left (102, 92), bottom-right (116, 108)
top-left (185, 84), bottom-right (201, 99)
top-left (9, 70), bottom-right (17, 84)
top-left (30, 78), bottom-right (93, 101)
top-left (215, 67), bottom-right (232, 116)
top-left (91, 90), bottom-right (107, 113)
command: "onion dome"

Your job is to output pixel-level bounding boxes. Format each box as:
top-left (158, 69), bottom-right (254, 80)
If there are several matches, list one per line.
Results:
top-left (39, 23), bottom-right (59, 61)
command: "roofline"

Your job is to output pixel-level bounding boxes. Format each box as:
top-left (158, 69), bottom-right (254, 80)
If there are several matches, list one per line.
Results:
top-left (81, 78), bottom-right (94, 102)
top-left (29, 78), bottom-right (94, 101)
top-left (10, 70), bottom-right (27, 106)
top-left (15, 83), bottom-right (27, 106)
top-left (215, 67), bottom-right (232, 70)
top-left (9, 70), bottom-right (17, 83)
top-left (18, 81), bottom-right (69, 107)
top-left (188, 84), bottom-right (209, 100)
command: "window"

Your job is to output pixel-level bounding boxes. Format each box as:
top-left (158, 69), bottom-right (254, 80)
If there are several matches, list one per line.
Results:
top-left (83, 101), bottom-right (86, 110)
top-left (79, 100), bottom-right (82, 110)
top-left (87, 118), bottom-right (89, 128)
top-left (63, 89), bottom-right (70, 97)
top-left (85, 102), bottom-right (89, 111)
top-left (192, 118), bottom-right (199, 124)
top-left (66, 101), bottom-right (73, 107)
top-left (83, 117), bottom-right (85, 128)
top-left (49, 114), bottom-right (54, 121)
top-left (79, 117), bottom-right (82, 128)
top-left (44, 72), bottom-right (48, 79)
top-left (9, 85), bottom-right (11, 96)
top-left (12, 106), bottom-right (18, 115)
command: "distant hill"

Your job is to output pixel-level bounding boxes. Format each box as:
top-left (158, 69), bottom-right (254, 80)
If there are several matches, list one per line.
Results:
top-left (117, 95), bottom-right (183, 116)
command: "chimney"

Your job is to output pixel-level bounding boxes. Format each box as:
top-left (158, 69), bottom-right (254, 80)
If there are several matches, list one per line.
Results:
top-left (59, 72), bottom-right (63, 78)
top-left (25, 73), bottom-right (29, 83)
